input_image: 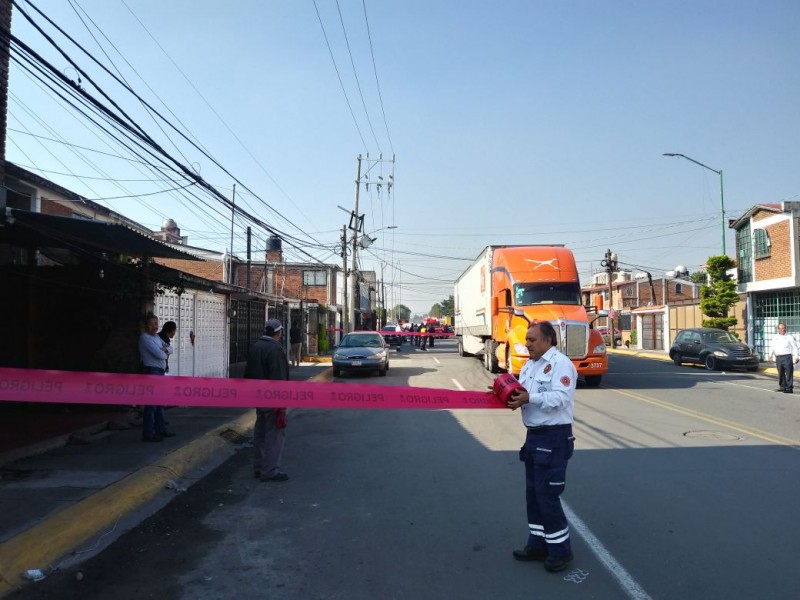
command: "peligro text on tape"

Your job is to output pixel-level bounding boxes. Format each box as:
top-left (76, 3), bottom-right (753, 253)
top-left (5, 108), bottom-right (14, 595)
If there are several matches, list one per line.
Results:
top-left (0, 368), bottom-right (505, 410)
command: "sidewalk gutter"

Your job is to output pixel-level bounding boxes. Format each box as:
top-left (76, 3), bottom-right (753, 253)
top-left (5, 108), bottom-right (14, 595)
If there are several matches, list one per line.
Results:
top-left (0, 368), bottom-right (333, 597)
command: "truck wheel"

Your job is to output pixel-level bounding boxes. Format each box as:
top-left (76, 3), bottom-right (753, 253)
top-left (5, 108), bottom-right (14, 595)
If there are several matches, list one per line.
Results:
top-left (584, 375), bottom-right (602, 387)
top-left (457, 338), bottom-right (465, 357)
top-left (485, 340), bottom-right (499, 373)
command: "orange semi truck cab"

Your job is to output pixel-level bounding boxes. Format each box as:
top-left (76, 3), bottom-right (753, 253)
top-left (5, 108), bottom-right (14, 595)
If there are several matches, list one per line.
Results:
top-left (453, 245), bottom-right (608, 386)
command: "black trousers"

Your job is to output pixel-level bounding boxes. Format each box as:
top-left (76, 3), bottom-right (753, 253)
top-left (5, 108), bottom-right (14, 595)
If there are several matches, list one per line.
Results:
top-left (776, 354), bottom-right (794, 391)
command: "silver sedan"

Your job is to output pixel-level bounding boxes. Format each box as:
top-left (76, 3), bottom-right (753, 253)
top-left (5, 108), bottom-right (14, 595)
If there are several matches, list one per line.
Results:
top-left (332, 332), bottom-right (390, 377)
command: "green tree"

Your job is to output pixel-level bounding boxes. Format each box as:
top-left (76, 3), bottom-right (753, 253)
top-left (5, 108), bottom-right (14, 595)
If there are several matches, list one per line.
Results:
top-left (690, 270), bottom-right (706, 284)
top-left (392, 304), bottom-right (411, 322)
top-left (440, 294), bottom-right (454, 317)
top-left (429, 303), bottom-right (442, 318)
top-left (700, 255), bottom-right (739, 330)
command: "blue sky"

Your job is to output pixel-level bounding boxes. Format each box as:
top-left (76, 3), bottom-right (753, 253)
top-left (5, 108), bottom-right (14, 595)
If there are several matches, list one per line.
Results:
top-left (7, 0), bottom-right (800, 314)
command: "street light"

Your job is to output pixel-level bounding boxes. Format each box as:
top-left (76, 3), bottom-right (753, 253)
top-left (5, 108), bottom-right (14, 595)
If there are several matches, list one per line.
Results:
top-left (359, 225), bottom-right (398, 249)
top-left (663, 153), bottom-right (726, 255)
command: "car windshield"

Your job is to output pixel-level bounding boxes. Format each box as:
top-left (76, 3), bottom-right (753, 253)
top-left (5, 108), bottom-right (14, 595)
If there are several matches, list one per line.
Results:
top-left (341, 334), bottom-right (383, 348)
top-left (514, 282), bottom-right (581, 306)
top-left (702, 331), bottom-right (739, 344)
top-left (381, 326), bottom-right (396, 332)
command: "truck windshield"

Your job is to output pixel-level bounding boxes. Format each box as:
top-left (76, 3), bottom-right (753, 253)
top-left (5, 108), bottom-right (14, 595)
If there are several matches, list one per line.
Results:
top-left (514, 282), bottom-right (581, 306)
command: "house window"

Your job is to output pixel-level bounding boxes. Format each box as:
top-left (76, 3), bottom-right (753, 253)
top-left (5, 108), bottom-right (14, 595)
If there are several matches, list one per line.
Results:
top-left (753, 229), bottom-right (771, 259)
top-left (737, 224), bottom-right (753, 283)
top-left (625, 287), bottom-right (633, 297)
top-left (675, 283), bottom-right (683, 295)
top-left (303, 270), bottom-right (327, 286)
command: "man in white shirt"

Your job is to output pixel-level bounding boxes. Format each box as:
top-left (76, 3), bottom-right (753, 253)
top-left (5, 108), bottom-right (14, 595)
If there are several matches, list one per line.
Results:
top-left (506, 321), bottom-right (576, 573)
top-left (769, 323), bottom-right (799, 393)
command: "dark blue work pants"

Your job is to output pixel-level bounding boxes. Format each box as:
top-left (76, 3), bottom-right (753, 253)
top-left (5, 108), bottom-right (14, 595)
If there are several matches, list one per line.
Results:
top-left (520, 425), bottom-right (575, 558)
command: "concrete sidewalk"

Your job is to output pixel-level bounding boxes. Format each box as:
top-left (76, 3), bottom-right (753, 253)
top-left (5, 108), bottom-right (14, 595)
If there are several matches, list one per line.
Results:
top-left (0, 363), bottom-right (332, 597)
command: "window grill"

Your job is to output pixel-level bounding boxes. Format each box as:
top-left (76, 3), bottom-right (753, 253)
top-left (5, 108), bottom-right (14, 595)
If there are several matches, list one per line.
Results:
top-left (753, 229), bottom-right (771, 259)
top-left (753, 292), bottom-right (800, 359)
top-left (737, 224), bottom-right (753, 283)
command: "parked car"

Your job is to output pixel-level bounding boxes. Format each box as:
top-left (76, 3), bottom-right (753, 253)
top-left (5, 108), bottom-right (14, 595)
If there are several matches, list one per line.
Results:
top-left (379, 324), bottom-right (402, 348)
top-left (333, 331), bottom-right (390, 377)
top-left (596, 328), bottom-right (622, 347)
top-left (669, 327), bottom-right (759, 371)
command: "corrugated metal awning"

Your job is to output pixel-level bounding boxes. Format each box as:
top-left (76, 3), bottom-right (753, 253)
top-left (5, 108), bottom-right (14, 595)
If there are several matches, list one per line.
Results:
top-left (0, 209), bottom-right (200, 260)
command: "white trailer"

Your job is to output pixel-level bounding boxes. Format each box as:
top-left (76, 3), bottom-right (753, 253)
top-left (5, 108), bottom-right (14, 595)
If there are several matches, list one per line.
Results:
top-left (453, 247), bottom-right (493, 357)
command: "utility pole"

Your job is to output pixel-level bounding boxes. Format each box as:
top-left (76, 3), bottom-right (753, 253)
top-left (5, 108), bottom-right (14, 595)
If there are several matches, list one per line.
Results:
top-left (349, 156), bottom-right (362, 333)
top-left (601, 249), bottom-right (618, 345)
top-left (341, 225), bottom-right (348, 336)
top-left (345, 153), bottom-right (396, 331)
top-left (246, 226), bottom-right (251, 290)
top-left (228, 183), bottom-right (236, 284)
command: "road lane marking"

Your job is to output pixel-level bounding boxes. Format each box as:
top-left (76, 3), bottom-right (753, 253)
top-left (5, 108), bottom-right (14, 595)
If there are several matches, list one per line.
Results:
top-left (433, 356), bottom-right (441, 364)
top-left (451, 379), bottom-right (465, 391)
top-left (564, 502), bottom-right (652, 600)
top-left (605, 385), bottom-right (800, 448)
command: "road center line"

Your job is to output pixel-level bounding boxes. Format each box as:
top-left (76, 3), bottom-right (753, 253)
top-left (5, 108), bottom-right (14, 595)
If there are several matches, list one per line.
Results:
top-left (564, 502), bottom-right (652, 600)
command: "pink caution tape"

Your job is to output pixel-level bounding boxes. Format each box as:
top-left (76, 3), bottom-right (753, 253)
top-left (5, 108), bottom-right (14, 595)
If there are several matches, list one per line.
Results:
top-left (0, 368), bottom-right (505, 410)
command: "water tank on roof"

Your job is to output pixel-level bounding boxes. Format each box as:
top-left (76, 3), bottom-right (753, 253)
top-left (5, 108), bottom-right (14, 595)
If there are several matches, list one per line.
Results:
top-left (268, 235), bottom-right (282, 251)
top-left (162, 218), bottom-right (178, 231)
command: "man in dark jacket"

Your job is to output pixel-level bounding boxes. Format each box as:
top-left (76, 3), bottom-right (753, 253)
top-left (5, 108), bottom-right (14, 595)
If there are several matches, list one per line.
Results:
top-left (244, 318), bottom-right (290, 482)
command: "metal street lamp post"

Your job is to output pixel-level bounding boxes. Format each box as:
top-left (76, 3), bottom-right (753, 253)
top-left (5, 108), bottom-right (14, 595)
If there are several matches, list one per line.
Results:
top-left (663, 152), bottom-right (726, 255)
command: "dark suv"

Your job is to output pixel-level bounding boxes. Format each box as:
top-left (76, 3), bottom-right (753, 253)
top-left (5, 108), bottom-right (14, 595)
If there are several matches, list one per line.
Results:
top-left (380, 324), bottom-right (402, 348)
top-left (669, 328), bottom-right (759, 371)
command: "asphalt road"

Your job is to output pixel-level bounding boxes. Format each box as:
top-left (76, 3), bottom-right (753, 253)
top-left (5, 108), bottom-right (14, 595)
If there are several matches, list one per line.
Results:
top-left (13, 340), bottom-right (800, 599)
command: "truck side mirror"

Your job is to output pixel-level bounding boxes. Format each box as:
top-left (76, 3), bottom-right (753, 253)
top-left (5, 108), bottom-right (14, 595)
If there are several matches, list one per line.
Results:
top-left (513, 308), bottom-right (531, 325)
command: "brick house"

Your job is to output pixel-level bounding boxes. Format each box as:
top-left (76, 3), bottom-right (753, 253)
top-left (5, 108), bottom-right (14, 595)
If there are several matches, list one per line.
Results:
top-left (731, 201), bottom-right (800, 358)
top-left (156, 231), bottom-right (343, 357)
top-left (582, 271), bottom-right (698, 343)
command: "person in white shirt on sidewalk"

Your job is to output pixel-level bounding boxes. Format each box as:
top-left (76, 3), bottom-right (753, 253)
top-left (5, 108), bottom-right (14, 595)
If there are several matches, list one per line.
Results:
top-left (769, 323), bottom-right (799, 393)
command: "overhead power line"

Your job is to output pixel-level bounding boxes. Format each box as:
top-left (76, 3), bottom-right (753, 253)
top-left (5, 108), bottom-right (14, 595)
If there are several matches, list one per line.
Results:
top-left (361, 0), bottom-right (393, 154)
top-left (312, 0), bottom-right (368, 151)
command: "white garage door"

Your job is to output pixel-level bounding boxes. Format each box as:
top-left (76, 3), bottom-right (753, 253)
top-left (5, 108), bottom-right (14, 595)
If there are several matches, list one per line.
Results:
top-left (155, 290), bottom-right (228, 377)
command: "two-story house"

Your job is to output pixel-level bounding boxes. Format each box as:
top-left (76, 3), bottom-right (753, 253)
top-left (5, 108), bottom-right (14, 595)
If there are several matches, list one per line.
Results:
top-left (156, 229), bottom-right (344, 361)
top-left (582, 269), bottom-right (698, 347)
top-left (731, 201), bottom-right (800, 359)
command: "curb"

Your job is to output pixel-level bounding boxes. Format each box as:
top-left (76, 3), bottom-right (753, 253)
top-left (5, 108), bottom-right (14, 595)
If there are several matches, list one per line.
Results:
top-left (607, 348), bottom-right (789, 378)
top-left (301, 356), bottom-right (333, 364)
top-left (0, 410), bottom-right (255, 597)
top-left (0, 369), bottom-right (333, 597)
